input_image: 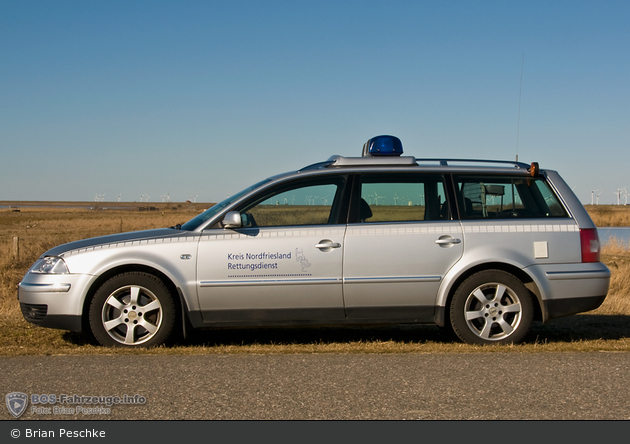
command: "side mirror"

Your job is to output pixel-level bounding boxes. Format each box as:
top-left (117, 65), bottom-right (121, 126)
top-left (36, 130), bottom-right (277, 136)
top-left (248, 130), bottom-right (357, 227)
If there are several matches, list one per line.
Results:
top-left (221, 211), bottom-right (242, 228)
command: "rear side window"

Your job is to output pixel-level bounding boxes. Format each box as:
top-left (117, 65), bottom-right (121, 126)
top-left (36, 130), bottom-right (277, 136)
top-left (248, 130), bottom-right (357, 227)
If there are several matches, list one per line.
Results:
top-left (454, 175), bottom-right (568, 219)
top-left (357, 174), bottom-right (449, 223)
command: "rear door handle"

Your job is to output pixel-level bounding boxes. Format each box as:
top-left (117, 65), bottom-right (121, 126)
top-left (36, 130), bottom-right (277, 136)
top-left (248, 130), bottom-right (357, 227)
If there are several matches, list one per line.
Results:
top-left (435, 236), bottom-right (461, 246)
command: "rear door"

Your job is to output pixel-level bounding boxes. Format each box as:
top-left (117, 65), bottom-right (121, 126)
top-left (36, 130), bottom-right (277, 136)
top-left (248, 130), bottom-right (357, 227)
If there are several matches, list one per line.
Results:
top-left (342, 173), bottom-right (464, 321)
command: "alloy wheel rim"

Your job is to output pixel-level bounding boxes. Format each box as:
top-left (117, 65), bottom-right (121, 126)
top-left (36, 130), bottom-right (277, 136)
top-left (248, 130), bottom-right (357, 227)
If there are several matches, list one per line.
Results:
top-left (101, 285), bottom-right (163, 345)
top-left (463, 282), bottom-right (522, 341)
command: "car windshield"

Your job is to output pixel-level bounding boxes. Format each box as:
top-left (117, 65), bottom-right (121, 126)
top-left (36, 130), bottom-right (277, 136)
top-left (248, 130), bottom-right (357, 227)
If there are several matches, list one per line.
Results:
top-left (180, 178), bottom-right (272, 231)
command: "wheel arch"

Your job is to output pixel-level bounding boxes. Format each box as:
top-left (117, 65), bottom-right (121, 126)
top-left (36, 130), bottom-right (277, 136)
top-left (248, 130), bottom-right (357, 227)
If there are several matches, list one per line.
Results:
top-left (80, 264), bottom-right (189, 337)
top-left (438, 262), bottom-right (544, 328)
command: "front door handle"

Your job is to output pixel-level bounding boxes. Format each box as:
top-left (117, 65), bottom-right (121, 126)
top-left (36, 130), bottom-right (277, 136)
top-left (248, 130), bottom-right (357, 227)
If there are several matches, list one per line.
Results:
top-left (315, 240), bottom-right (341, 251)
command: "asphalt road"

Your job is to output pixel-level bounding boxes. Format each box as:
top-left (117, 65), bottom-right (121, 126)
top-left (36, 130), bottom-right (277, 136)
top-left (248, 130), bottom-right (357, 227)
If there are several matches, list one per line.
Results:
top-left (1, 352), bottom-right (629, 421)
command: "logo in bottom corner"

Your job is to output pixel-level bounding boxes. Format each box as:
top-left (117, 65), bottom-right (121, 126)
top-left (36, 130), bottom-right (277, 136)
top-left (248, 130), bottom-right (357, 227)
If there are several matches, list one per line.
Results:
top-left (6, 392), bottom-right (28, 418)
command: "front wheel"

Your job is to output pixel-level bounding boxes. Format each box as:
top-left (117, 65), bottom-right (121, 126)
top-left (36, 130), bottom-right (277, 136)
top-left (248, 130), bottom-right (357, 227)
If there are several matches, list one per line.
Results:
top-left (89, 272), bottom-right (176, 347)
top-left (449, 270), bottom-right (533, 345)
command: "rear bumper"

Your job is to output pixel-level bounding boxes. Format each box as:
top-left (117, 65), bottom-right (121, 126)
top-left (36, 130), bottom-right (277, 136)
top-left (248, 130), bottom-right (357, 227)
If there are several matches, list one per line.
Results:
top-left (544, 295), bottom-right (607, 320)
top-left (527, 262), bottom-right (611, 321)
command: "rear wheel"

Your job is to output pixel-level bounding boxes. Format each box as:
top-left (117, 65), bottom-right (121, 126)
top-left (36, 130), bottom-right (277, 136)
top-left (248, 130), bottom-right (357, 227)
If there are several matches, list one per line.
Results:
top-left (450, 270), bottom-right (533, 345)
top-left (89, 272), bottom-right (176, 347)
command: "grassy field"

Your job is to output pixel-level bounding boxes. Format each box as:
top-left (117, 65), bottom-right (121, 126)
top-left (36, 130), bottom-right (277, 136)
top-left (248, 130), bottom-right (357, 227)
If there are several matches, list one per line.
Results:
top-left (584, 204), bottom-right (630, 227)
top-left (1, 203), bottom-right (629, 355)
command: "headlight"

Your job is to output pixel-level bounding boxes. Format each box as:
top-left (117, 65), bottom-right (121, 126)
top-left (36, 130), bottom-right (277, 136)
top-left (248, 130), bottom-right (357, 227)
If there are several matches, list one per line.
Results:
top-left (30, 257), bottom-right (70, 274)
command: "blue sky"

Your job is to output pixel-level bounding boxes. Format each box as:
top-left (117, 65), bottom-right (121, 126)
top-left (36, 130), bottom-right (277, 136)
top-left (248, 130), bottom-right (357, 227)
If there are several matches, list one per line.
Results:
top-left (1, 0), bottom-right (628, 204)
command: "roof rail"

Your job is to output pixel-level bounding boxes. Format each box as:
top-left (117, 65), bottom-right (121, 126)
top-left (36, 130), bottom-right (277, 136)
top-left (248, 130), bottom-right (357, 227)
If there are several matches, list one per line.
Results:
top-left (323, 155), bottom-right (418, 167)
top-left (299, 156), bottom-right (535, 172)
top-left (414, 158), bottom-right (530, 169)
top-left (297, 160), bottom-right (336, 172)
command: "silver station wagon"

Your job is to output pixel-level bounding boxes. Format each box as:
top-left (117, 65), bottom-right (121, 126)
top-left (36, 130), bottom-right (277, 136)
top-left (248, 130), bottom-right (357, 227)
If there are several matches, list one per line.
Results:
top-left (18, 136), bottom-right (611, 347)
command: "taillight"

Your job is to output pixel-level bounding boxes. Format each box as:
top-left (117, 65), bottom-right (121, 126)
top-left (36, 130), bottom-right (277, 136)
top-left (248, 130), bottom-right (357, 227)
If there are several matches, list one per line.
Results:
top-left (580, 228), bottom-right (600, 263)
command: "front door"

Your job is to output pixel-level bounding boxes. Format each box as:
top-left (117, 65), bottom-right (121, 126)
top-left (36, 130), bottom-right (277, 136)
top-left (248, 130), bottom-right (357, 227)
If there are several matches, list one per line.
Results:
top-left (196, 177), bottom-right (348, 324)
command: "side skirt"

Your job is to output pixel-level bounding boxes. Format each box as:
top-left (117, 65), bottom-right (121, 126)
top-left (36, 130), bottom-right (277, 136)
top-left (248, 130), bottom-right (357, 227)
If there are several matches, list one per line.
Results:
top-left (187, 306), bottom-right (435, 329)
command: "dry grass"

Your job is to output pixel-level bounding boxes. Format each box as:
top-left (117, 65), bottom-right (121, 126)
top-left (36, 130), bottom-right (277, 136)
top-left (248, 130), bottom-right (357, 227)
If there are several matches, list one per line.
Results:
top-left (585, 204), bottom-right (630, 227)
top-left (1, 203), bottom-right (629, 356)
top-left (595, 239), bottom-right (630, 315)
top-left (249, 205), bottom-right (331, 226)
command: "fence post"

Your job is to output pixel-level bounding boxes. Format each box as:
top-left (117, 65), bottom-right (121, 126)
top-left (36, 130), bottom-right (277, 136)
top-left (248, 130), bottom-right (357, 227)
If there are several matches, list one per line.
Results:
top-left (13, 236), bottom-right (19, 260)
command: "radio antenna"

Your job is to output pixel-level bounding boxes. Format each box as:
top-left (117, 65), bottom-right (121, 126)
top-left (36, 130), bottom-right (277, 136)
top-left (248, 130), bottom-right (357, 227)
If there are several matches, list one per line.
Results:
top-left (516, 53), bottom-right (524, 162)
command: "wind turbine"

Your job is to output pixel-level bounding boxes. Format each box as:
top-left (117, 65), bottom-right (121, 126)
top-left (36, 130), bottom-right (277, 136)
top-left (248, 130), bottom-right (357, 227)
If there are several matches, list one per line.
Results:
top-left (373, 192), bottom-right (385, 205)
top-left (614, 188), bottom-right (627, 205)
top-left (591, 190), bottom-right (600, 205)
top-left (118, 193), bottom-right (122, 202)
top-left (596, 191), bottom-right (602, 205)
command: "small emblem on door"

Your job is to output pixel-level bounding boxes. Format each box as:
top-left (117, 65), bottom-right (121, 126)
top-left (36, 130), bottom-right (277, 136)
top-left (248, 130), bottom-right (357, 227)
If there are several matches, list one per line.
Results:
top-left (295, 248), bottom-right (311, 272)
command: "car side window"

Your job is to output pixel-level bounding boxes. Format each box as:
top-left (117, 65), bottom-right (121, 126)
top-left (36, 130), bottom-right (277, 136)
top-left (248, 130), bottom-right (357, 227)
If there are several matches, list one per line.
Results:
top-left (357, 174), bottom-right (449, 223)
top-left (454, 175), bottom-right (568, 219)
top-left (237, 178), bottom-right (346, 227)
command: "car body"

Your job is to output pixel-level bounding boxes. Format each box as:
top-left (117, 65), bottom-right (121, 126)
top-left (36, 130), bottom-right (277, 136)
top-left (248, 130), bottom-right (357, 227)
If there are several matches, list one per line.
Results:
top-left (18, 135), bottom-right (611, 347)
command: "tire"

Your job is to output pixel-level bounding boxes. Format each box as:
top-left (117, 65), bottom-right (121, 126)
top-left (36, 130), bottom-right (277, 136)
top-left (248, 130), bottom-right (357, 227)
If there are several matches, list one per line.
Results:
top-left (89, 272), bottom-right (176, 347)
top-left (449, 270), bottom-right (533, 345)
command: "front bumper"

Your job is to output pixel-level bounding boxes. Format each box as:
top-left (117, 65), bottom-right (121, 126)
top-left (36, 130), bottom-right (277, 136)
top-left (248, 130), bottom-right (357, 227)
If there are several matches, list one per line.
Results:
top-left (18, 273), bottom-right (94, 333)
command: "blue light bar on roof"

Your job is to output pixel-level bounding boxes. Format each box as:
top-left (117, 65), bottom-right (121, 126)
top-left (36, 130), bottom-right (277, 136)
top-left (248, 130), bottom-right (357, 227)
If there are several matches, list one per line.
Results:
top-left (362, 135), bottom-right (403, 157)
